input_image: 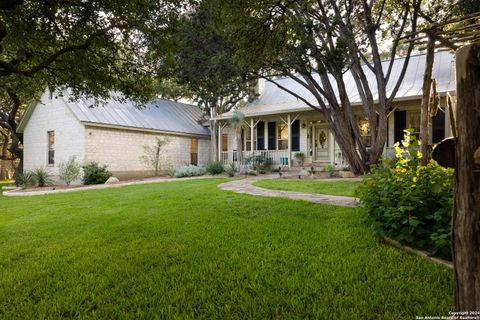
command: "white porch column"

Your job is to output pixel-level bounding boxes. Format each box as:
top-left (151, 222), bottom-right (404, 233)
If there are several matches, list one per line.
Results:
top-left (287, 114), bottom-right (291, 168)
top-left (218, 121), bottom-right (222, 162)
top-left (250, 118), bottom-right (254, 152)
top-left (329, 130), bottom-right (335, 165)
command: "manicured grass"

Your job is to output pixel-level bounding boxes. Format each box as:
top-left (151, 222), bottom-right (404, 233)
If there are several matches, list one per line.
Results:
top-left (254, 179), bottom-right (362, 197)
top-left (0, 179), bottom-right (452, 318)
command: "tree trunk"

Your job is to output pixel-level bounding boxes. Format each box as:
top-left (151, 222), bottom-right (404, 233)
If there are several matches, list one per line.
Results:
top-left (210, 119), bottom-right (218, 162)
top-left (420, 35), bottom-right (435, 166)
top-left (453, 44), bottom-right (480, 311)
top-left (0, 134), bottom-right (8, 180)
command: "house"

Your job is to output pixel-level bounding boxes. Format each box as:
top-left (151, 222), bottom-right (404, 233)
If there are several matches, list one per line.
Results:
top-left (17, 91), bottom-right (211, 182)
top-left (214, 51), bottom-right (456, 168)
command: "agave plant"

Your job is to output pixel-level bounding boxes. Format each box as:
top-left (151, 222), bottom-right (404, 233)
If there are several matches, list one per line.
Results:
top-left (33, 167), bottom-right (53, 187)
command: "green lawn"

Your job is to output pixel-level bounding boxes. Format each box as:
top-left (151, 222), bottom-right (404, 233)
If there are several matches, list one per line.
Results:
top-left (0, 179), bottom-right (452, 318)
top-left (254, 179), bottom-right (362, 197)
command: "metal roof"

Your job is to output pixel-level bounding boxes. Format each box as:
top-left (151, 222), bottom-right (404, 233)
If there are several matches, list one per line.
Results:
top-left (65, 95), bottom-right (210, 137)
top-left (218, 51), bottom-right (456, 119)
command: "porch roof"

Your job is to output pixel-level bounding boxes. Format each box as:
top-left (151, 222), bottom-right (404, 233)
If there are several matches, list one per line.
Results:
top-left (216, 51), bottom-right (455, 120)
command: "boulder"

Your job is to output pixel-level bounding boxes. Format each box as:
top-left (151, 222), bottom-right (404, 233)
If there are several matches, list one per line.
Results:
top-left (338, 171), bottom-right (355, 178)
top-left (104, 177), bottom-right (120, 184)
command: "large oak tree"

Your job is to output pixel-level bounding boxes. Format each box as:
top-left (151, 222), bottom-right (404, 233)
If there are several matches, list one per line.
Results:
top-left (219, 0), bottom-right (421, 174)
top-left (0, 0), bottom-right (183, 177)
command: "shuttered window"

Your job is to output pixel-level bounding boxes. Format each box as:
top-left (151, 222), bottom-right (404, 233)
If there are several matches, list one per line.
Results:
top-left (394, 110), bottom-right (407, 144)
top-left (257, 121), bottom-right (265, 150)
top-left (432, 110), bottom-right (445, 143)
top-left (291, 120), bottom-right (300, 151)
top-left (267, 122), bottom-right (276, 150)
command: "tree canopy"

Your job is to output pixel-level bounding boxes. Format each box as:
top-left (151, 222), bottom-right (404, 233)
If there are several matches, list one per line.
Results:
top-left (218, 0), bottom-right (421, 174)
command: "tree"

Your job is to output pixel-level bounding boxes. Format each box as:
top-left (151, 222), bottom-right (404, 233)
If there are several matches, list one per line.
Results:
top-left (161, 1), bottom-right (256, 161)
top-left (0, 0), bottom-right (182, 178)
top-left (220, 0), bottom-right (421, 174)
top-left (229, 110), bottom-right (245, 164)
top-left (453, 43), bottom-right (480, 311)
top-left (140, 138), bottom-right (170, 176)
top-left (58, 156), bottom-right (82, 186)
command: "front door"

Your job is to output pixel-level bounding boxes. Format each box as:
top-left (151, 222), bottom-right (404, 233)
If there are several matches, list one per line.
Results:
top-left (314, 126), bottom-right (329, 161)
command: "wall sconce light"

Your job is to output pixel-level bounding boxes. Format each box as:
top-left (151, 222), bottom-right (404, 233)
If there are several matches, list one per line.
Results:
top-left (301, 122), bottom-right (307, 129)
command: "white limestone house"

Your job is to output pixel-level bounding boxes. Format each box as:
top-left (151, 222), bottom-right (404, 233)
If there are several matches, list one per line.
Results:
top-left (18, 91), bottom-right (211, 180)
top-left (215, 51), bottom-right (456, 168)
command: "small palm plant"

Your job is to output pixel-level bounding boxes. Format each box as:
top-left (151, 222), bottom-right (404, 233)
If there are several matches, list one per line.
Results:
top-left (229, 110), bottom-right (245, 164)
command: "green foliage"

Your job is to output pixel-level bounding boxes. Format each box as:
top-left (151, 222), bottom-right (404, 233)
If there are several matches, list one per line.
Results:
top-left (247, 170), bottom-right (258, 176)
top-left (174, 165), bottom-right (206, 178)
top-left (166, 165), bottom-right (176, 178)
top-left (205, 161), bottom-right (225, 175)
top-left (162, 0), bottom-right (256, 114)
top-left (58, 156), bottom-right (82, 186)
top-left (294, 152), bottom-right (306, 166)
top-left (33, 167), bottom-right (53, 187)
top-left (225, 163), bottom-right (236, 177)
top-left (82, 162), bottom-right (112, 185)
top-left (139, 138), bottom-right (170, 176)
top-left (16, 171), bottom-right (37, 189)
top-left (356, 130), bottom-right (454, 260)
top-left (244, 153), bottom-right (273, 171)
top-left (323, 164), bottom-right (338, 178)
top-left (0, 179), bottom-right (453, 318)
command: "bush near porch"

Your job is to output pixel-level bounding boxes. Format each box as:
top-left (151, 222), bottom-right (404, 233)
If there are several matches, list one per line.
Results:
top-left (356, 130), bottom-right (454, 260)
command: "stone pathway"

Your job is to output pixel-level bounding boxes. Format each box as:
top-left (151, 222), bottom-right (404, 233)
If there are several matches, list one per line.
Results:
top-left (218, 175), bottom-right (359, 207)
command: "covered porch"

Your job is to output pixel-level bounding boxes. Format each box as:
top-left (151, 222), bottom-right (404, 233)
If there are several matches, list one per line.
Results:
top-left (215, 111), bottom-right (348, 169)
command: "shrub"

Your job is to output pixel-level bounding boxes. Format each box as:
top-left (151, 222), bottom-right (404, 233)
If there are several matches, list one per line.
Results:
top-left (205, 161), bottom-right (224, 175)
top-left (139, 137), bottom-right (169, 176)
top-left (294, 152), bottom-right (306, 166)
top-left (356, 130), bottom-right (454, 260)
top-left (245, 154), bottom-right (272, 171)
top-left (174, 165), bottom-right (206, 178)
top-left (17, 171), bottom-right (37, 189)
top-left (225, 163), bottom-right (236, 177)
top-left (166, 165), bottom-right (176, 178)
top-left (82, 162), bottom-right (112, 185)
top-left (58, 156), bottom-right (82, 186)
top-left (323, 164), bottom-right (337, 177)
top-left (33, 167), bottom-right (53, 187)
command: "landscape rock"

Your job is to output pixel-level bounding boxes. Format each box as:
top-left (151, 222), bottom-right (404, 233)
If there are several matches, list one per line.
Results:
top-left (338, 171), bottom-right (355, 178)
top-left (104, 177), bottom-right (120, 184)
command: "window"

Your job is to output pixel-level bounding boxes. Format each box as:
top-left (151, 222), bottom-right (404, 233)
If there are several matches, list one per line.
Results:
top-left (244, 128), bottom-right (256, 151)
top-left (222, 134), bottom-right (228, 152)
top-left (47, 131), bottom-right (55, 165)
top-left (408, 111), bottom-right (421, 138)
top-left (358, 117), bottom-right (371, 147)
top-left (277, 124), bottom-right (288, 150)
top-left (190, 138), bottom-right (198, 165)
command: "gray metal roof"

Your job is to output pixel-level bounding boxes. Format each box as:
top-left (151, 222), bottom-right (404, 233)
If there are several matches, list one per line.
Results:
top-left (65, 95), bottom-right (210, 136)
top-left (218, 51), bottom-right (456, 119)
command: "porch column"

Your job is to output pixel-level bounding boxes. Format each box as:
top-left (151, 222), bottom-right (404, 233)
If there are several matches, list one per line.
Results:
top-left (218, 121), bottom-right (222, 162)
top-left (329, 130), bottom-right (335, 165)
top-left (287, 114), bottom-right (291, 168)
top-left (250, 118), bottom-right (254, 152)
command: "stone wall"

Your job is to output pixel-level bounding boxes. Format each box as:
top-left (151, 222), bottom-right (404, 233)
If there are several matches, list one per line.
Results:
top-left (84, 126), bottom-right (211, 179)
top-left (23, 91), bottom-right (85, 184)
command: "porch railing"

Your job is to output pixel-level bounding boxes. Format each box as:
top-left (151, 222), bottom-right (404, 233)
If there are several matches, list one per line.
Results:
top-left (220, 150), bottom-right (290, 169)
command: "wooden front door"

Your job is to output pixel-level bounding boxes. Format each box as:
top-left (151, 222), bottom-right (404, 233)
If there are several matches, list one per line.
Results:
top-left (190, 138), bottom-right (198, 165)
top-left (314, 126), bottom-right (329, 161)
